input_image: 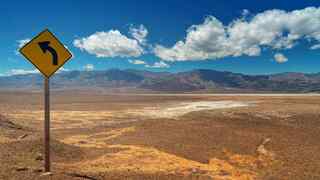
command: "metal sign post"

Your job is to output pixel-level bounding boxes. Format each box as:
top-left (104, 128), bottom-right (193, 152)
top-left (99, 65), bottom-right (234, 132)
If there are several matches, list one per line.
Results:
top-left (44, 77), bottom-right (50, 172)
top-left (19, 29), bottom-right (72, 173)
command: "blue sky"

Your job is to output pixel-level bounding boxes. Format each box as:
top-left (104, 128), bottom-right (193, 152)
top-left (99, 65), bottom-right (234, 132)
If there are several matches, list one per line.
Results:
top-left (1, 0), bottom-right (320, 75)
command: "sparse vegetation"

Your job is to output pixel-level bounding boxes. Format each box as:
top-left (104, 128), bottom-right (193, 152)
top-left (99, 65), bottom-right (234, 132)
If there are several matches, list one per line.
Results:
top-left (0, 91), bottom-right (320, 179)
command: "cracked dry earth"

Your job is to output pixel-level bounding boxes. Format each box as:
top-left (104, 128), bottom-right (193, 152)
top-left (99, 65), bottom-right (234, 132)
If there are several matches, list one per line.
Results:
top-left (0, 91), bottom-right (320, 179)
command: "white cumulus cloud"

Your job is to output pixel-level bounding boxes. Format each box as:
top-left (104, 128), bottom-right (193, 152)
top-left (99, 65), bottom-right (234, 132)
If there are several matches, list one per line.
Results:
top-left (241, 9), bottom-right (250, 17)
top-left (57, 67), bottom-right (70, 73)
top-left (73, 30), bottom-right (144, 58)
top-left (129, 25), bottom-right (148, 45)
top-left (274, 53), bottom-right (288, 63)
top-left (15, 38), bottom-right (31, 55)
top-left (154, 7), bottom-right (320, 61)
top-left (145, 61), bottom-right (170, 68)
top-left (128, 59), bottom-right (146, 65)
top-left (310, 44), bottom-right (320, 50)
top-left (17, 38), bottom-right (31, 48)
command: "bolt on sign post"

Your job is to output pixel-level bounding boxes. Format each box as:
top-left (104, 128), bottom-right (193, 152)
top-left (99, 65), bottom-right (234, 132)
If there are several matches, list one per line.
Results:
top-left (19, 29), bottom-right (72, 172)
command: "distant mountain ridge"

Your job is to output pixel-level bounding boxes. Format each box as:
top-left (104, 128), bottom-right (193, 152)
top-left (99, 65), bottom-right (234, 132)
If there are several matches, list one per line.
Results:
top-left (1, 69), bottom-right (320, 92)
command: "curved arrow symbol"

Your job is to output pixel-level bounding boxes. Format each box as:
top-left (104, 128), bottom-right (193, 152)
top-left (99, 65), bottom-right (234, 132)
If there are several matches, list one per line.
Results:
top-left (38, 41), bottom-right (58, 66)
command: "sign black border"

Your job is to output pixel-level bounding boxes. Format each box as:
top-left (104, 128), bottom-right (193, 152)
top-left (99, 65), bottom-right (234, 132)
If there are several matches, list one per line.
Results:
top-left (19, 29), bottom-right (73, 78)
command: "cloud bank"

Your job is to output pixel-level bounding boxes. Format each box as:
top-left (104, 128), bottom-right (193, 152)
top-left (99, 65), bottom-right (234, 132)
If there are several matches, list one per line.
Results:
top-left (154, 7), bottom-right (320, 61)
top-left (72, 7), bottom-right (320, 65)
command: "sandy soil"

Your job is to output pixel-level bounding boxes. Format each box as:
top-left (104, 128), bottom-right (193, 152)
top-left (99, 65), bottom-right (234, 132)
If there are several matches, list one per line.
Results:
top-left (0, 91), bottom-right (320, 179)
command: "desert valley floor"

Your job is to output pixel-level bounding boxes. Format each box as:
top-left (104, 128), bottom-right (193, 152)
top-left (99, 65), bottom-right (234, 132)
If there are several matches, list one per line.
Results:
top-left (0, 90), bottom-right (320, 180)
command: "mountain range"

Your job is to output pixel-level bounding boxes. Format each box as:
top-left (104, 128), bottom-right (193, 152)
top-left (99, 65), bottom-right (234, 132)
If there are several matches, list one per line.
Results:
top-left (1, 69), bottom-right (320, 93)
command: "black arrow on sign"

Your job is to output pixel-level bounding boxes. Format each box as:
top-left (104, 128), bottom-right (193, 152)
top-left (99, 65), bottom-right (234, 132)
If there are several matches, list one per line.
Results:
top-left (38, 41), bottom-right (58, 66)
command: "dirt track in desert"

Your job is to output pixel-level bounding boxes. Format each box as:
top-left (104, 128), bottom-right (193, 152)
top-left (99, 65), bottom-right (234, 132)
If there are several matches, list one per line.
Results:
top-left (1, 90), bottom-right (320, 180)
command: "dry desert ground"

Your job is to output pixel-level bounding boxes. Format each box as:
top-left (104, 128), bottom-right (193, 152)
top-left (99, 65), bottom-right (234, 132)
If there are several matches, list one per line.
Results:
top-left (0, 90), bottom-right (320, 180)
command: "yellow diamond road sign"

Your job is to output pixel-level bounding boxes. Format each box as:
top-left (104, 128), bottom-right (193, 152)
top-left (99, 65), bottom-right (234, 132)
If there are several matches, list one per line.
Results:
top-left (19, 29), bottom-right (72, 78)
